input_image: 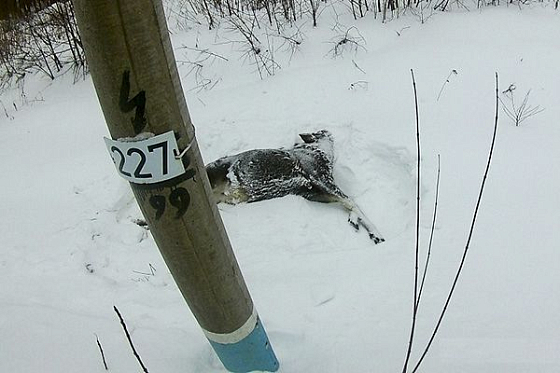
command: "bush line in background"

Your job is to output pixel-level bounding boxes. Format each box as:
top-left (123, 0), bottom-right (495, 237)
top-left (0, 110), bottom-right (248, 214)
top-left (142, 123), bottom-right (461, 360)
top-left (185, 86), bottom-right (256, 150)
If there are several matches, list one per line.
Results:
top-left (0, 0), bottom-right (558, 88)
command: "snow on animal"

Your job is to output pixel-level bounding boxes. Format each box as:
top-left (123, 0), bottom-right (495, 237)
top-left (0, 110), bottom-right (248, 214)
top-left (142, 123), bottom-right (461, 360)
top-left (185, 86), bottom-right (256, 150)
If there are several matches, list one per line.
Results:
top-left (205, 130), bottom-right (384, 243)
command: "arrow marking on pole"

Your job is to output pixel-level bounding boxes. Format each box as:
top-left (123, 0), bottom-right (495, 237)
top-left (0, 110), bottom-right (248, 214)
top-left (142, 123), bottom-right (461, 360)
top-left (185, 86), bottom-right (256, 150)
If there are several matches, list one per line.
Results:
top-left (119, 70), bottom-right (147, 134)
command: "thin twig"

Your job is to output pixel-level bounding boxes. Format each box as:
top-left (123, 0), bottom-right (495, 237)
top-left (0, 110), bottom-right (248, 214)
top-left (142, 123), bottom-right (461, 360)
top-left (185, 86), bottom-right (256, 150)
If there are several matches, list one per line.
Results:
top-left (402, 68), bottom-right (421, 373)
top-left (417, 154), bottom-right (441, 309)
top-left (133, 263), bottom-right (157, 276)
top-left (352, 59), bottom-right (366, 74)
top-left (180, 45), bottom-right (229, 61)
top-left (348, 80), bottom-right (368, 90)
top-left (95, 333), bottom-right (109, 370)
top-left (411, 72), bottom-right (500, 373)
top-left (0, 100), bottom-right (14, 120)
top-left (114, 306), bottom-right (149, 373)
top-left (436, 69), bottom-right (458, 101)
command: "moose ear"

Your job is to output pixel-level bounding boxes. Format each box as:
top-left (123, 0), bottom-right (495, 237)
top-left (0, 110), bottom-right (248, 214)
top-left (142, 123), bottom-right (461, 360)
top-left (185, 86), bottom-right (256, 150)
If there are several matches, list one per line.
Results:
top-left (299, 133), bottom-right (315, 143)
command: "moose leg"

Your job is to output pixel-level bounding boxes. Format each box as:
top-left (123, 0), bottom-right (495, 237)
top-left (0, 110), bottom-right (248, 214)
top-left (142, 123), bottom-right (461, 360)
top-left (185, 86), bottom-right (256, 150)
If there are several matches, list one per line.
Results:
top-left (304, 188), bottom-right (385, 244)
top-left (342, 200), bottom-right (385, 244)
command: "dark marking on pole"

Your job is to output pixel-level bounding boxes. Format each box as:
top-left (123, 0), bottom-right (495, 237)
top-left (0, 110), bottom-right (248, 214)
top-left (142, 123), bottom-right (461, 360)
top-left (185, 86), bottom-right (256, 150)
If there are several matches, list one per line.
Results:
top-left (132, 171), bottom-right (195, 190)
top-left (169, 187), bottom-right (190, 218)
top-left (148, 189), bottom-right (190, 220)
top-left (119, 70), bottom-right (147, 134)
top-left (181, 154), bottom-right (197, 182)
top-left (139, 156), bottom-right (198, 220)
top-left (149, 194), bottom-right (166, 219)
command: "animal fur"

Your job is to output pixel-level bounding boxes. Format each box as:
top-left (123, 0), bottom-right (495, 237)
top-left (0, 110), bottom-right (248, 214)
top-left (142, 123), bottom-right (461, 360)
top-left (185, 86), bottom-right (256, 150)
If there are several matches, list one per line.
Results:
top-left (205, 130), bottom-right (384, 243)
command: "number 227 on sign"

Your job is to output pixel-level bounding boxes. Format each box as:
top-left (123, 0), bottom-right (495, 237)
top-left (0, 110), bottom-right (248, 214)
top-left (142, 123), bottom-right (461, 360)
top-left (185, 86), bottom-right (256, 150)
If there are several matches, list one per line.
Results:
top-left (104, 131), bottom-right (186, 184)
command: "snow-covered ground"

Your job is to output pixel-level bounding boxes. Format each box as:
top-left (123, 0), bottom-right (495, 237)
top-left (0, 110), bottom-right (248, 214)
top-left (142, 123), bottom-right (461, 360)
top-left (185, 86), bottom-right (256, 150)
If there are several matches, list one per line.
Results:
top-left (1, 4), bottom-right (560, 372)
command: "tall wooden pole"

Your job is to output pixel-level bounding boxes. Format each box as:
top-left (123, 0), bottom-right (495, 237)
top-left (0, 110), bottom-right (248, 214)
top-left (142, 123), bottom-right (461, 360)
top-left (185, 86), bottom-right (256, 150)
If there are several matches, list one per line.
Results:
top-left (72, 1), bottom-right (278, 371)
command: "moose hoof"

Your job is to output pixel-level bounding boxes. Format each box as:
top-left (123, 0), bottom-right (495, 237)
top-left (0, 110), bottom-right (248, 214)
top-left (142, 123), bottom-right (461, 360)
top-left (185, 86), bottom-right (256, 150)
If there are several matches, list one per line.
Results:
top-left (370, 234), bottom-right (385, 244)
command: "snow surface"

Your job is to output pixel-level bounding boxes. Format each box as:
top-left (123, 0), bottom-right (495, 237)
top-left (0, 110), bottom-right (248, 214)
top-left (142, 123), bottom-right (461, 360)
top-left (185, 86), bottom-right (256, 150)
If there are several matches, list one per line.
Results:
top-left (2, 4), bottom-right (560, 372)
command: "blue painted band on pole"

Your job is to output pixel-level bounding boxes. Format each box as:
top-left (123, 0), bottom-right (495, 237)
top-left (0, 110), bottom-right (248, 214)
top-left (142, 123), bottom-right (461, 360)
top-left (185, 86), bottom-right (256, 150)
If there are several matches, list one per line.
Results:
top-left (205, 311), bottom-right (279, 372)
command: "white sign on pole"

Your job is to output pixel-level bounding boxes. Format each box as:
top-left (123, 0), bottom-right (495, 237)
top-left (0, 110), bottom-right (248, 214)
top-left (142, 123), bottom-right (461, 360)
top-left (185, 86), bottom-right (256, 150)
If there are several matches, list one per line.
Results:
top-left (104, 131), bottom-right (186, 184)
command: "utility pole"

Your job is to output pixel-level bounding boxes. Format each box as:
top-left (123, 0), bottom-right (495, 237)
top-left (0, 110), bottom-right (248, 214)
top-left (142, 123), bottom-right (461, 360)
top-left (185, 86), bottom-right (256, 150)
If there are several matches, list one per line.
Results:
top-left (72, 1), bottom-right (278, 372)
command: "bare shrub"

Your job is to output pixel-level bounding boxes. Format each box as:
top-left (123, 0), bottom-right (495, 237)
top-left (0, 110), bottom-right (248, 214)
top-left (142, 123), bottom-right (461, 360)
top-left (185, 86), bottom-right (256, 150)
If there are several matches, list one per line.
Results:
top-left (499, 84), bottom-right (544, 127)
top-left (327, 25), bottom-right (367, 58)
top-left (277, 25), bottom-right (305, 60)
top-left (227, 13), bottom-right (281, 77)
top-left (178, 45), bottom-right (227, 91)
top-left (0, 1), bottom-right (86, 88)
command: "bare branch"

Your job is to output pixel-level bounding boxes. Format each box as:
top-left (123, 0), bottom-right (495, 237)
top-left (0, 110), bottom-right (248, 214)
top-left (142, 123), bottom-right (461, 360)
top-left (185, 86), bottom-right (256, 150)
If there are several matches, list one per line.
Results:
top-left (402, 68), bottom-right (421, 373)
top-left (411, 72), bottom-right (500, 373)
top-left (114, 306), bottom-right (150, 373)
